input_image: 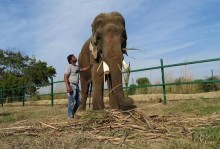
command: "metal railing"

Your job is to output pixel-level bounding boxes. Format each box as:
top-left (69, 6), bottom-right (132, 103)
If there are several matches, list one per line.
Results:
top-left (1, 57), bottom-right (220, 107)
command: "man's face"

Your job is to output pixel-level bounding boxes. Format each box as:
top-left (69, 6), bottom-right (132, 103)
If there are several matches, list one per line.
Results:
top-left (71, 55), bottom-right (77, 63)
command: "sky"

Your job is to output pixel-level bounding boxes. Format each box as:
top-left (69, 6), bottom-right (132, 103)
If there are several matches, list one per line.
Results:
top-left (1, 0), bottom-right (220, 84)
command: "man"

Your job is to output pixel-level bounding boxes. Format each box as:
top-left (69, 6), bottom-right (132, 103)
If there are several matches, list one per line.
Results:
top-left (64, 54), bottom-right (92, 118)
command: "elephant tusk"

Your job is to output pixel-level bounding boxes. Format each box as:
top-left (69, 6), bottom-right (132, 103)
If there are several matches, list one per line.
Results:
top-left (89, 42), bottom-right (97, 59)
top-left (122, 60), bottom-right (129, 69)
top-left (89, 42), bottom-right (93, 51)
top-left (103, 61), bottom-right (110, 75)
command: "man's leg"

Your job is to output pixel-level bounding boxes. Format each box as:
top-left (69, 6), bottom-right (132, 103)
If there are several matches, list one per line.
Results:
top-left (73, 87), bottom-right (81, 115)
top-left (67, 92), bottom-right (74, 118)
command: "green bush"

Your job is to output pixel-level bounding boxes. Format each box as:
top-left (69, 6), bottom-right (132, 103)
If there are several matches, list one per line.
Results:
top-left (195, 76), bottom-right (220, 92)
top-left (128, 84), bottom-right (136, 95)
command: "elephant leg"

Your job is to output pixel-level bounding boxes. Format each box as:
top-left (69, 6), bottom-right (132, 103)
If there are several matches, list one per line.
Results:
top-left (107, 76), bottom-right (120, 109)
top-left (107, 72), bottom-right (134, 110)
top-left (108, 95), bottom-right (120, 109)
top-left (92, 69), bottom-right (105, 110)
top-left (78, 79), bottom-right (89, 111)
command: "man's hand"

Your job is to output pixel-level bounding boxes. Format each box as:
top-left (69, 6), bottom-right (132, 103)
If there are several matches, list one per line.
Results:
top-left (80, 63), bottom-right (93, 72)
top-left (66, 85), bottom-right (72, 93)
top-left (64, 74), bottom-right (72, 92)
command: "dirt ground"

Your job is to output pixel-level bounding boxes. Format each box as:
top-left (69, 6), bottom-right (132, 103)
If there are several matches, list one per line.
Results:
top-left (0, 92), bottom-right (220, 149)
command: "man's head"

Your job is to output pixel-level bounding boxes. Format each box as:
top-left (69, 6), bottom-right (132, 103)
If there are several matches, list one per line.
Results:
top-left (67, 54), bottom-right (77, 64)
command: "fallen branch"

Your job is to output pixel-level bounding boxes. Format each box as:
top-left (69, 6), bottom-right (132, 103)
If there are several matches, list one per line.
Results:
top-left (0, 126), bottom-right (32, 131)
top-left (40, 122), bottom-right (58, 130)
top-left (118, 132), bottom-right (128, 147)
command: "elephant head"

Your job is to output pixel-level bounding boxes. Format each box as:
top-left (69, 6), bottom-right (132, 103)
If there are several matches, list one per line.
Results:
top-left (90, 12), bottom-right (127, 60)
top-left (90, 12), bottom-right (134, 109)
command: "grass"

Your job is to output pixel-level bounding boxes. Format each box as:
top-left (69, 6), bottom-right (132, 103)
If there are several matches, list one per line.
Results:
top-left (0, 105), bottom-right (67, 127)
top-left (192, 126), bottom-right (220, 142)
top-left (165, 98), bottom-right (220, 116)
top-left (0, 97), bottom-right (220, 149)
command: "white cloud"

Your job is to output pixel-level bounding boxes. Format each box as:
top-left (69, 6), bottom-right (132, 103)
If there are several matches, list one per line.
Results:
top-left (0, 0), bottom-right (220, 81)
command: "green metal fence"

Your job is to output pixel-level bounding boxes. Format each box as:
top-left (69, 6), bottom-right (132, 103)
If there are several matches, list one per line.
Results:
top-left (1, 57), bottom-right (220, 107)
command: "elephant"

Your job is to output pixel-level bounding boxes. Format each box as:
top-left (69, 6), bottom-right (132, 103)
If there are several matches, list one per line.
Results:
top-left (78, 12), bottom-right (134, 110)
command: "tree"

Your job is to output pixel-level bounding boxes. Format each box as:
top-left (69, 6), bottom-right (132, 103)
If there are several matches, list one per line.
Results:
top-left (0, 49), bottom-right (56, 101)
top-left (136, 77), bottom-right (151, 94)
top-left (136, 77), bottom-right (150, 85)
top-left (0, 72), bottom-right (27, 102)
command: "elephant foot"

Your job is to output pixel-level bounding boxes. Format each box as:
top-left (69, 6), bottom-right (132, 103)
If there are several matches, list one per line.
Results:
top-left (119, 97), bottom-right (136, 110)
top-left (120, 104), bottom-right (137, 111)
top-left (119, 97), bottom-right (134, 106)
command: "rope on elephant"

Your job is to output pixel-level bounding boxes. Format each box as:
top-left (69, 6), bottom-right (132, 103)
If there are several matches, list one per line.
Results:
top-left (108, 83), bottom-right (122, 94)
top-left (97, 61), bottom-right (103, 72)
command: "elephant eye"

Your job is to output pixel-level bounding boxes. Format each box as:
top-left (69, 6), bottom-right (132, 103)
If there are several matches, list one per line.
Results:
top-left (96, 36), bottom-right (101, 41)
top-left (96, 36), bottom-right (102, 45)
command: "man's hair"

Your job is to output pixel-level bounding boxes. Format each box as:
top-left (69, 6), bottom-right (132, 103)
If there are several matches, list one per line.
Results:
top-left (67, 54), bottom-right (74, 64)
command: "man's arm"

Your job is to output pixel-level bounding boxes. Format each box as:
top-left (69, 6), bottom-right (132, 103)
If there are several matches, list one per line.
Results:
top-left (64, 74), bottom-right (71, 92)
top-left (80, 63), bottom-right (93, 72)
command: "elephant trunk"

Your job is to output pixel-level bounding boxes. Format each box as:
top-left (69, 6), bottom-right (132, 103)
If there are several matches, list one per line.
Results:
top-left (105, 57), bottom-right (124, 108)
top-left (102, 31), bottom-right (133, 109)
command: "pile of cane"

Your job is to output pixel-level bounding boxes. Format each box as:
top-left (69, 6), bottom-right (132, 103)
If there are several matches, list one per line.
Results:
top-left (1, 109), bottom-right (219, 146)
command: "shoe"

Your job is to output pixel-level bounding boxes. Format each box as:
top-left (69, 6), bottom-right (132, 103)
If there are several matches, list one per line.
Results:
top-left (68, 115), bottom-right (74, 118)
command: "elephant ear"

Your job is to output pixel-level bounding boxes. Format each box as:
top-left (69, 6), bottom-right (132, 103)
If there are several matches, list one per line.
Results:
top-left (89, 42), bottom-right (98, 59)
top-left (122, 48), bottom-right (128, 56)
top-left (121, 31), bottom-right (127, 55)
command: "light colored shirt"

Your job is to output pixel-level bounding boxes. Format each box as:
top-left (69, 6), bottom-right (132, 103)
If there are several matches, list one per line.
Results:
top-left (64, 64), bottom-right (80, 84)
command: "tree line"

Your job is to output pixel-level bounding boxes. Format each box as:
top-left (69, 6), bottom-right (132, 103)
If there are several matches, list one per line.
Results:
top-left (127, 76), bottom-right (220, 95)
top-left (0, 49), bottom-right (56, 102)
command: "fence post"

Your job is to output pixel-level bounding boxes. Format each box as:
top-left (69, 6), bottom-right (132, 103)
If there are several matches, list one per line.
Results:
top-left (160, 59), bottom-right (167, 105)
top-left (50, 77), bottom-right (54, 107)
